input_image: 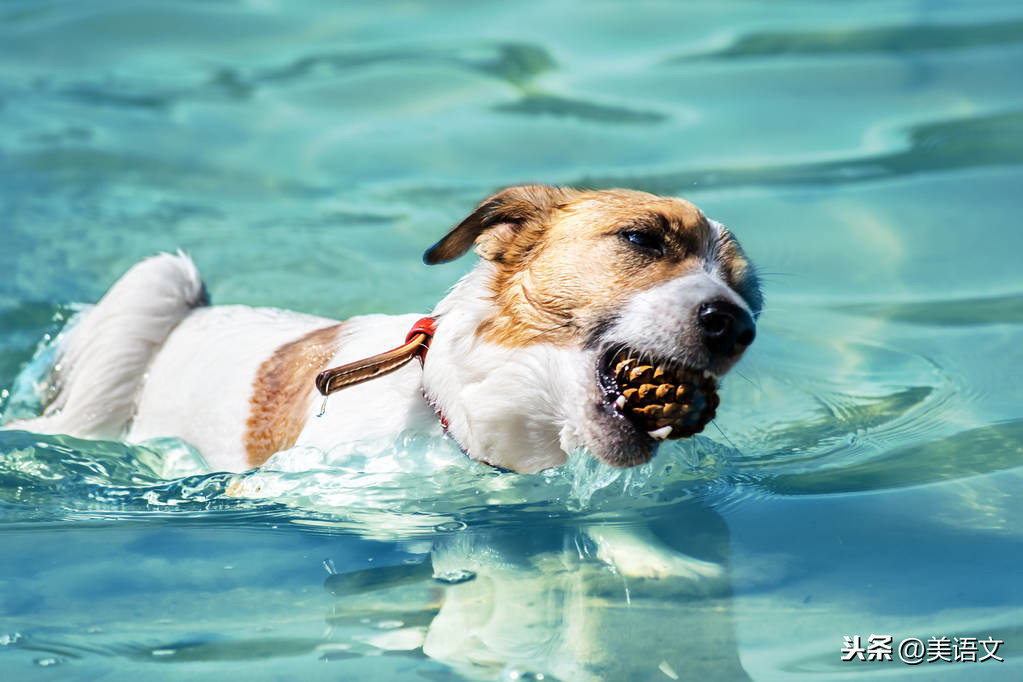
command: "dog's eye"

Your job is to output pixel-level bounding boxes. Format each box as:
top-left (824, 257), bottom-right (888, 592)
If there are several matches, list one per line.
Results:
top-left (619, 229), bottom-right (665, 256)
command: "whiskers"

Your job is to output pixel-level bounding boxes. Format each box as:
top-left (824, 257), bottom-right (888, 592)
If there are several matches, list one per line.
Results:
top-left (754, 270), bottom-right (798, 281)
top-left (711, 420), bottom-right (743, 456)
top-left (524, 322), bottom-right (575, 344)
top-left (733, 369), bottom-right (760, 390)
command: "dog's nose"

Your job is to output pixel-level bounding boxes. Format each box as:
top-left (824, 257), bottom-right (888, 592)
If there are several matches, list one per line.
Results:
top-left (697, 300), bottom-right (756, 357)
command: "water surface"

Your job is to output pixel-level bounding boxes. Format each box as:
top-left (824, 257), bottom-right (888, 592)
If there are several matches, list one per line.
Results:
top-left (2, 1), bottom-right (1022, 679)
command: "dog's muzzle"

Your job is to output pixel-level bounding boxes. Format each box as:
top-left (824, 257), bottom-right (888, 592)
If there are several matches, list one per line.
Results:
top-left (594, 295), bottom-right (755, 442)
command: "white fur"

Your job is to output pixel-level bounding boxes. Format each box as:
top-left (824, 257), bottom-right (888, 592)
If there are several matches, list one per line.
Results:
top-left (7, 253), bottom-right (206, 439)
top-left (422, 263), bottom-right (593, 472)
top-left (129, 305), bottom-right (340, 471)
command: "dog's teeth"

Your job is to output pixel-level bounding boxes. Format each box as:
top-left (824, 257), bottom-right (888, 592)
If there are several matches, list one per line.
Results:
top-left (648, 425), bottom-right (673, 440)
top-left (614, 394), bottom-right (627, 410)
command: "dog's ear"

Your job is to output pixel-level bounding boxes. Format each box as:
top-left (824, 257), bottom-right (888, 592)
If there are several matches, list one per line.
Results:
top-left (423, 185), bottom-right (569, 265)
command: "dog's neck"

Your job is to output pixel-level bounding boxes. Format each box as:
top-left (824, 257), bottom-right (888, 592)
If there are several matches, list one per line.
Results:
top-left (422, 263), bottom-right (593, 473)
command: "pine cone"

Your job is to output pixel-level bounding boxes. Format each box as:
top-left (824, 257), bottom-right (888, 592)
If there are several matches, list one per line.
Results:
top-left (612, 356), bottom-right (719, 439)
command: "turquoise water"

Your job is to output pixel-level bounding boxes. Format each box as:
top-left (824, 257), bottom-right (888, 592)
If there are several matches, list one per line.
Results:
top-left (2, 0), bottom-right (1023, 679)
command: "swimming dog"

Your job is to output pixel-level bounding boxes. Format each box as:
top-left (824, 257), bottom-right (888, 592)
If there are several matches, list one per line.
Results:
top-left (5, 185), bottom-right (762, 677)
top-left (8, 185), bottom-right (760, 474)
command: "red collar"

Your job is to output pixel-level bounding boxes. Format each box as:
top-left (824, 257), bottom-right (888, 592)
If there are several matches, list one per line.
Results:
top-left (404, 317), bottom-right (450, 430)
top-left (404, 316), bottom-right (437, 364)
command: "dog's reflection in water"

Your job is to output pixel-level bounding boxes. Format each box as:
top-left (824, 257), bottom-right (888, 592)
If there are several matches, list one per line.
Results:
top-left (323, 500), bottom-right (750, 682)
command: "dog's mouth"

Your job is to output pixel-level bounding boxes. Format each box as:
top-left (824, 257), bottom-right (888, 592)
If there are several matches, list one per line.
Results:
top-left (596, 347), bottom-right (719, 441)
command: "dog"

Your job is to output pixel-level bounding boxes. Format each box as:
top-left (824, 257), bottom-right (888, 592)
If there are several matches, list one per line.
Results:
top-left (5, 185), bottom-right (762, 678)
top-left (7, 185), bottom-right (760, 476)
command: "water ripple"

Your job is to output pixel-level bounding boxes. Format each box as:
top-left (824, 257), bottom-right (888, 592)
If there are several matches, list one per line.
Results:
top-left (493, 92), bottom-right (666, 124)
top-left (836, 293), bottom-right (1023, 326)
top-left (578, 110), bottom-right (1023, 193)
top-left (228, 40), bottom-right (556, 92)
top-left (760, 418), bottom-right (1023, 495)
top-left (48, 41), bottom-right (558, 113)
top-left (669, 18), bottom-right (1023, 61)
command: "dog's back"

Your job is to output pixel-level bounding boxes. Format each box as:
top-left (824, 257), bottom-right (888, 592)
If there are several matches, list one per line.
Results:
top-left (7, 252), bottom-right (430, 472)
top-left (129, 302), bottom-right (345, 471)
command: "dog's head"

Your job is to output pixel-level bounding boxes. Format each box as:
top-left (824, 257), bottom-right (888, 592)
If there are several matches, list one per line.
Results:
top-left (424, 185), bottom-right (761, 471)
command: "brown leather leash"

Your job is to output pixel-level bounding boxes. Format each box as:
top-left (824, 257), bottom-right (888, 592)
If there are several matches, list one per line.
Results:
top-left (315, 317), bottom-right (437, 397)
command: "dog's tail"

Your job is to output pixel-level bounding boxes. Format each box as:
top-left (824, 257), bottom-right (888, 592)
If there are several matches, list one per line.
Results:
top-left (9, 252), bottom-right (207, 440)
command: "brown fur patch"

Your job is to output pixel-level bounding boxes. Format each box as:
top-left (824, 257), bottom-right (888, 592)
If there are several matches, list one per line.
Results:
top-left (474, 189), bottom-right (722, 347)
top-left (244, 324), bottom-right (345, 467)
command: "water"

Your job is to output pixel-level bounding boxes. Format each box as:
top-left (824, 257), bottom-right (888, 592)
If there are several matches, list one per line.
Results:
top-left (2, 1), bottom-right (1022, 679)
